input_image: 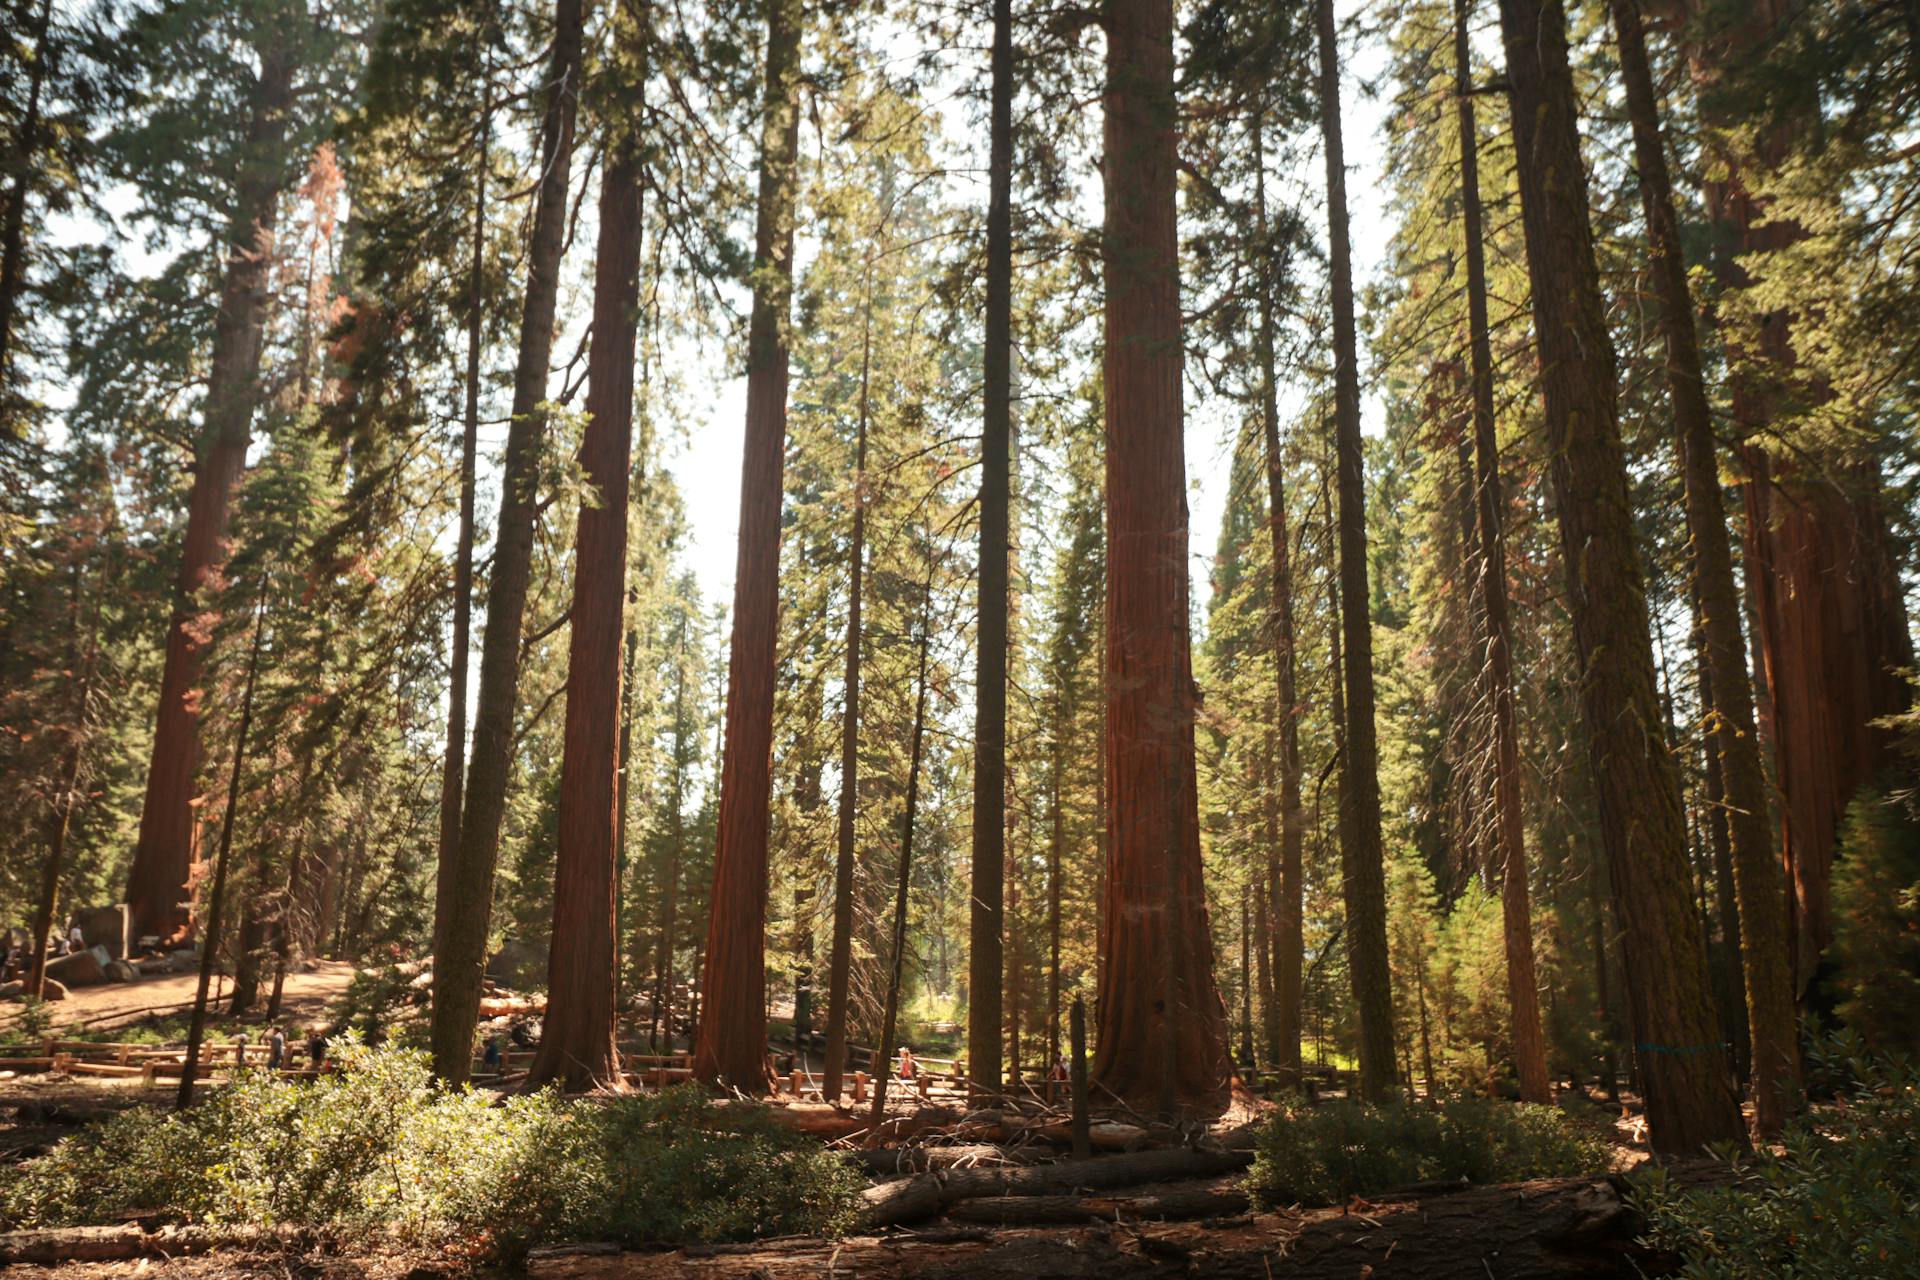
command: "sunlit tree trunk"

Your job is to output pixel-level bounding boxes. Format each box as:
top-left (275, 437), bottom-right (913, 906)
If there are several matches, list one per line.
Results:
top-left (1496, 0), bottom-right (1746, 1154)
top-left (126, 44), bottom-right (295, 947)
top-left (1093, 0), bottom-right (1230, 1118)
top-left (692, 0), bottom-right (802, 1091)
top-left (526, 84), bottom-right (645, 1093)
top-left (1452, 0), bottom-right (1549, 1105)
top-left (1315, 0), bottom-right (1397, 1103)
top-left (968, 0), bottom-right (1013, 1103)
top-left (429, 0), bottom-right (585, 1083)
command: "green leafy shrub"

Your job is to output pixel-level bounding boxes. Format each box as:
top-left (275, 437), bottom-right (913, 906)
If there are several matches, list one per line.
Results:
top-left (1829, 789), bottom-right (1920, 1055)
top-left (1248, 1097), bottom-right (1609, 1206)
top-left (2, 996), bottom-right (55, 1046)
top-left (1, 1041), bottom-right (860, 1263)
top-left (1635, 1036), bottom-right (1920, 1279)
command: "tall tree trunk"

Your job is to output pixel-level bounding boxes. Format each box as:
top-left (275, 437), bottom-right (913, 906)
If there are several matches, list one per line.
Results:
top-left (1610, 0), bottom-right (1799, 1136)
top-left (429, 0), bottom-right (585, 1083)
top-left (692, 0), bottom-right (802, 1091)
top-left (1676, 0), bottom-right (1912, 998)
top-left (968, 0), bottom-right (1014, 1104)
top-left (869, 589), bottom-right (933, 1122)
top-left (434, 59), bottom-right (490, 963)
top-left (1255, 733), bottom-right (1277, 1069)
top-left (1452, 0), bottom-right (1549, 1106)
top-left (0, 0), bottom-right (53, 389)
top-left (177, 588), bottom-right (268, 1112)
top-left (1093, 0), bottom-right (1230, 1119)
top-left (125, 44), bottom-right (295, 947)
top-left (1496, 0), bottom-right (1746, 1154)
top-left (651, 622), bottom-right (691, 1051)
top-left (1046, 736), bottom-right (1065, 1071)
top-left (1253, 113), bottom-right (1304, 1092)
top-left (28, 579), bottom-right (97, 1000)
top-left (824, 258), bottom-right (875, 1104)
top-left (1690, 579), bottom-right (1750, 1078)
top-left (1315, 0), bottom-right (1396, 1104)
top-left (526, 94), bottom-right (645, 1095)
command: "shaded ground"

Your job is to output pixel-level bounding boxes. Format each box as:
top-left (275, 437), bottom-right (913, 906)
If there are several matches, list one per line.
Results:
top-left (1, 961), bottom-right (358, 1038)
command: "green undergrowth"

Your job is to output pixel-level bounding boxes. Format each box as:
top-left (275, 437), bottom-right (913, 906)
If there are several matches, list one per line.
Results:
top-left (0, 1040), bottom-right (862, 1264)
top-left (1247, 1095), bottom-right (1611, 1206)
top-left (1634, 1036), bottom-right (1920, 1279)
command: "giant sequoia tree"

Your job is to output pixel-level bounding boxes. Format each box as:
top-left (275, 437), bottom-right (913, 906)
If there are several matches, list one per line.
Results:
top-left (692, 0), bottom-right (802, 1091)
top-left (1093, 0), bottom-right (1229, 1119)
top-left (1496, 0), bottom-right (1745, 1154)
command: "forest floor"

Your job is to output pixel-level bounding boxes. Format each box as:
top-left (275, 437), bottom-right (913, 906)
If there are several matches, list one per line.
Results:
top-left (0, 960), bottom-right (358, 1037)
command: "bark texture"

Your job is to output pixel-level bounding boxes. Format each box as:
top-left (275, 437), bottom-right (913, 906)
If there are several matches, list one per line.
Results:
top-left (968, 0), bottom-right (1013, 1103)
top-left (1094, 0), bottom-right (1230, 1118)
top-left (526, 120), bottom-right (645, 1095)
top-left (125, 45), bottom-right (295, 946)
top-left (1315, 0), bottom-right (1397, 1104)
top-left (1609, 0), bottom-right (1800, 1135)
top-left (1496, 0), bottom-right (1746, 1154)
top-left (692, 0), bottom-right (802, 1091)
top-left (428, 0), bottom-right (584, 1083)
top-left (1452, 0), bottom-right (1549, 1106)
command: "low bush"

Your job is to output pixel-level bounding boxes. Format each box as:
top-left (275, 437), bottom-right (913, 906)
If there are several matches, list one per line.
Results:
top-left (1635, 1036), bottom-right (1920, 1279)
top-left (0, 1040), bottom-right (861, 1263)
top-left (1248, 1096), bottom-right (1610, 1206)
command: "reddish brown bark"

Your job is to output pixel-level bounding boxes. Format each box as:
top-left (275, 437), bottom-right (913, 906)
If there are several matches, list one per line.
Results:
top-left (1452, 0), bottom-right (1549, 1106)
top-left (125, 45), bottom-right (295, 947)
top-left (1496, 0), bottom-right (1746, 1154)
top-left (692, 0), bottom-right (801, 1092)
top-left (1315, 0), bottom-right (1397, 1104)
top-left (1093, 0), bottom-right (1230, 1119)
top-left (428, 0), bottom-right (585, 1082)
top-left (526, 119), bottom-right (644, 1095)
top-left (1676, 0), bottom-right (1913, 995)
top-left (1609, 0), bottom-right (1800, 1135)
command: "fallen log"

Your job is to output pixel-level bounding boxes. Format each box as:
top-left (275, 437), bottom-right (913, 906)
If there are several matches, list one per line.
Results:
top-left (942, 1181), bottom-right (1249, 1225)
top-left (845, 1143), bottom-right (1052, 1175)
top-left (0, 1223), bottom-right (310, 1266)
top-left (861, 1146), bottom-right (1253, 1228)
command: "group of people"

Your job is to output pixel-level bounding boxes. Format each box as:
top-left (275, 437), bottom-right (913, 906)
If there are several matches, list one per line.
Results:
top-left (227, 1025), bottom-right (334, 1072)
top-left (0, 923), bottom-right (86, 980)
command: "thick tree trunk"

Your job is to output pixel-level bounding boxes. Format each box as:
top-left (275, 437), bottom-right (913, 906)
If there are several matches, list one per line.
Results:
top-left (1496, 0), bottom-right (1746, 1154)
top-left (125, 45), bottom-right (295, 947)
top-left (1675, 0), bottom-right (1912, 996)
top-left (1452, 0), bottom-right (1549, 1106)
top-left (692, 0), bottom-right (801, 1091)
top-left (526, 105), bottom-right (644, 1095)
top-left (1690, 592), bottom-right (1749, 1079)
top-left (429, 0), bottom-right (585, 1083)
top-left (1609, 0), bottom-right (1799, 1136)
top-left (1315, 0), bottom-right (1397, 1104)
top-left (177, 591), bottom-right (267, 1112)
top-left (1094, 0), bottom-right (1230, 1119)
top-left (824, 259), bottom-right (874, 1104)
top-left (1252, 117), bottom-right (1304, 1091)
top-left (968, 0), bottom-right (1014, 1104)
top-left (0, 0), bottom-right (53, 388)
top-left (869, 592), bottom-right (933, 1122)
top-left (434, 65), bottom-right (489, 962)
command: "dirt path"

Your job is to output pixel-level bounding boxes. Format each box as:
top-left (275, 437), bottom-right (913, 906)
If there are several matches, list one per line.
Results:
top-left (2, 961), bottom-right (358, 1034)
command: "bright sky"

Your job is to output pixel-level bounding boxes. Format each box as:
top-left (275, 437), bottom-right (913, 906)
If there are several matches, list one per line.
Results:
top-left (664, 3), bottom-right (1395, 616)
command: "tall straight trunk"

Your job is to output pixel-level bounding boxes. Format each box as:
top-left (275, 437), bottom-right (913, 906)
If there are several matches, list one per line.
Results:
top-left (651, 627), bottom-right (691, 1051)
top-left (1315, 0), bottom-right (1396, 1104)
top-left (435, 64), bottom-right (490, 961)
top-left (869, 594), bottom-right (933, 1121)
top-left (126, 44), bottom-right (295, 947)
top-left (28, 581), bottom-right (97, 999)
top-left (1093, 0), bottom-right (1230, 1118)
top-left (177, 589), bottom-right (267, 1112)
top-left (612, 606), bottom-right (640, 1003)
top-left (227, 831), bottom-right (272, 1014)
top-left (824, 258), bottom-right (875, 1103)
top-left (1254, 733), bottom-right (1277, 1068)
top-left (1452, 0), bottom-right (1549, 1106)
top-left (1046, 737), bottom-right (1065, 1070)
top-left (1690, 580), bottom-right (1750, 1077)
top-left (1676, 0), bottom-right (1911, 996)
top-left (526, 105), bottom-right (645, 1095)
top-left (0, 0), bottom-right (53, 386)
top-left (968, 0), bottom-right (1013, 1103)
top-left (1495, 0), bottom-right (1746, 1154)
top-left (429, 0), bottom-right (585, 1083)
top-left (1253, 114), bottom-right (1304, 1092)
top-left (1609, 0), bottom-right (1799, 1134)
top-left (692, 0), bottom-right (801, 1091)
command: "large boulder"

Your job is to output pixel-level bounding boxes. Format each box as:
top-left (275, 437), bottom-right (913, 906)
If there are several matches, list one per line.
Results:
top-left (103, 959), bottom-right (139, 983)
top-left (71, 906), bottom-right (130, 959)
top-left (44, 946), bottom-right (109, 988)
